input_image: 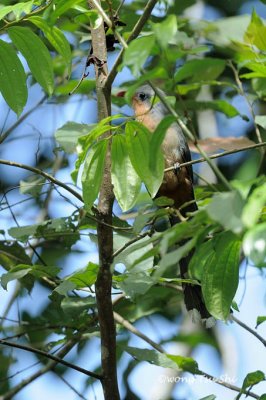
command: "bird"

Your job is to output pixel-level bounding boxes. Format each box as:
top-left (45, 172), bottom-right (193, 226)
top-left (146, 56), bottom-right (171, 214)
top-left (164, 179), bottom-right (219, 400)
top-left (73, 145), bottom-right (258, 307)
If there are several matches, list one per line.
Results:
top-left (122, 84), bottom-right (212, 323)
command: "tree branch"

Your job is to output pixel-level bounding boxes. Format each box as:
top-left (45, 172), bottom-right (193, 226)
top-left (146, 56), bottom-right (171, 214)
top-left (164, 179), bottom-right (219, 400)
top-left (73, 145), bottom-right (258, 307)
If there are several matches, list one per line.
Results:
top-left (114, 311), bottom-right (260, 399)
top-left (88, 1), bottom-right (120, 399)
top-left (0, 158), bottom-right (83, 202)
top-left (105, 0), bottom-right (159, 87)
top-left (230, 315), bottom-right (266, 347)
top-left (164, 141), bottom-right (266, 172)
top-left (0, 338), bottom-right (102, 381)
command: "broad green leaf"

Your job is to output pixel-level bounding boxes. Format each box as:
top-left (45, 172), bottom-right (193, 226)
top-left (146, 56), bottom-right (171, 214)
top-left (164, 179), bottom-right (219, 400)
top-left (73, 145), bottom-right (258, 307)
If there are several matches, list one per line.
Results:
top-left (242, 371), bottom-right (265, 391)
top-left (67, 262), bottom-right (98, 288)
top-left (0, 241), bottom-right (32, 270)
top-left (73, 7), bottom-right (102, 29)
top-left (1, 264), bottom-right (60, 290)
top-left (8, 26), bottom-right (54, 95)
top-left (206, 15), bottom-right (251, 47)
top-left (259, 395), bottom-right (266, 400)
top-left (199, 397), bottom-right (216, 400)
top-left (55, 122), bottom-right (95, 153)
top-left (53, 280), bottom-right (76, 296)
top-left (243, 223), bottom-right (266, 267)
top-left (28, 16), bottom-right (72, 75)
top-left (117, 272), bottom-right (155, 298)
top-left (20, 175), bottom-right (45, 197)
top-left (189, 239), bottom-right (215, 281)
top-left (255, 115), bottom-right (266, 129)
top-left (111, 134), bottom-right (141, 211)
top-left (49, 0), bottom-right (84, 24)
top-left (122, 34), bottom-right (155, 76)
top-left (113, 234), bottom-right (154, 272)
top-left (175, 58), bottom-right (226, 83)
top-left (81, 140), bottom-right (108, 211)
top-left (256, 316), bottom-right (266, 328)
top-left (0, 1), bottom-right (33, 21)
top-left (126, 121), bottom-right (162, 197)
top-left (149, 115), bottom-right (175, 182)
top-left (244, 11), bottom-right (266, 51)
top-left (206, 191), bottom-right (245, 234)
top-left (202, 232), bottom-right (241, 320)
top-left (152, 14), bottom-right (177, 48)
top-left (61, 296), bottom-right (96, 317)
top-left (0, 39), bottom-right (27, 115)
top-left (125, 346), bottom-right (199, 373)
top-left (242, 183), bottom-right (266, 228)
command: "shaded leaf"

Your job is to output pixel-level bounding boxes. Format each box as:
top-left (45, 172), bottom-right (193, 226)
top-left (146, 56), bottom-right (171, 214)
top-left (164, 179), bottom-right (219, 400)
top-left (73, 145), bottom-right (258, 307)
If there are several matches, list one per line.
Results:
top-left (0, 39), bottom-right (27, 115)
top-left (28, 16), bottom-right (72, 75)
top-left (206, 191), bottom-right (245, 234)
top-left (81, 140), bottom-right (108, 211)
top-left (175, 58), bottom-right (226, 83)
top-left (202, 232), bottom-right (241, 320)
top-left (8, 26), bottom-right (54, 95)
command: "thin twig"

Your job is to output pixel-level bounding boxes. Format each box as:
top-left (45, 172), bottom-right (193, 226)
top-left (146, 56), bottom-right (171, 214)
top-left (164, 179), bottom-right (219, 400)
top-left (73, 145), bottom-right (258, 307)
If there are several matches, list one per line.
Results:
top-left (164, 141), bottom-right (266, 172)
top-left (114, 311), bottom-right (164, 353)
top-left (230, 315), bottom-right (266, 347)
top-left (112, 231), bottom-right (150, 258)
top-left (0, 338), bottom-right (102, 380)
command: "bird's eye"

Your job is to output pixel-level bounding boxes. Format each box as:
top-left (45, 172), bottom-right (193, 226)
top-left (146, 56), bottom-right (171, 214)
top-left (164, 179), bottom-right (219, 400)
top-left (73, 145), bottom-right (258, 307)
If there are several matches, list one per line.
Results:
top-left (138, 92), bottom-right (147, 101)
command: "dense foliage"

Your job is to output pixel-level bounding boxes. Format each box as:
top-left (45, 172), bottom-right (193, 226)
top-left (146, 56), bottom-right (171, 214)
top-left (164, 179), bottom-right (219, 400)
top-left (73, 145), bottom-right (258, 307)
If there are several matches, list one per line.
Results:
top-left (0, 0), bottom-right (265, 399)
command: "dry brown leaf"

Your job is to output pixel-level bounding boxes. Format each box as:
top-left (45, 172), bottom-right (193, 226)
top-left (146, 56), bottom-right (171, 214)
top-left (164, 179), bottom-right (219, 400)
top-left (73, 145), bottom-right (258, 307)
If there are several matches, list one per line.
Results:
top-left (189, 137), bottom-right (255, 154)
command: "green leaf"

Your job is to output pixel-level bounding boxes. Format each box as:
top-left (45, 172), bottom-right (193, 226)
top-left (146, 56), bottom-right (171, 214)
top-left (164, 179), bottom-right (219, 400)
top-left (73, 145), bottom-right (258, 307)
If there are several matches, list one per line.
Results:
top-left (244, 11), bottom-right (266, 51)
top-left (49, 0), bottom-right (84, 24)
top-left (20, 175), bottom-right (46, 197)
top-left (152, 15), bottom-right (177, 48)
top-left (189, 239), bottom-right (215, 281)
top-left (243, 223), bottom-right (266, 267)
top-left (206, 15), bottom-right (251, 47)
top-left (113, 234), bottom-right (154, 272)
top-left (199, 396), bottom-right (216, 400)
top-left (111, 134), bottom-right (141, 211)
top-left (0, 241), bottom-right (32, 270)
top-left (122, 35), bottom-right (155, 76)
top-left (259, 395), bottom-right (266, 400)
top-left (256, 316), bottom-right (266, 328)
top-left (175, 58), bottom-right (226, 83)
top-left (8, 26), bottom-right (54, 95)
top-left (81, 140), bottom-right (108, 211)
top-left (149, 115), bottom-right (175, 181)
top-left (255, 115), bottom-right (266, 129)
top-left (126, 121), bottom-right (163, 197)
top-left (0, 1), bottom-right (33, 21)
top-left (67, 262), bottom-right (98, 288)
top-left (202, 232), bottom-right (241, 320)
top-left (73, 7), bottom-right (102, 29)
top-left (61, 296), bottom-right (96, 317)
top-left (206, 191), bottom-right (245, 234)
top-left (242, 371), bottom-right (265, 391)
top-left (0, 39), bottom-right (27, 115)
top-left (53, 280), bottom-right (76, 296)
top-left (117, 272), bottom-right (155, 299)
top-left (28, 16), bottom-right (72, 75)
top-left (55, 122), bottom-right (95, 153)
top-left (125, 346), bottom-right (199, 373)
top-left (1, 264), bottom-right (60, 290)
top-left (242, 183), bottom-right (266, 228)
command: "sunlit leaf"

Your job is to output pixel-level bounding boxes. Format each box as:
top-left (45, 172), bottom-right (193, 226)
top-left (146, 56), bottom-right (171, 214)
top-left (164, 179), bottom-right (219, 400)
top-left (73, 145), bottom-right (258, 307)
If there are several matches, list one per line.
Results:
top-left (243, 223), bottom-right (266, 268)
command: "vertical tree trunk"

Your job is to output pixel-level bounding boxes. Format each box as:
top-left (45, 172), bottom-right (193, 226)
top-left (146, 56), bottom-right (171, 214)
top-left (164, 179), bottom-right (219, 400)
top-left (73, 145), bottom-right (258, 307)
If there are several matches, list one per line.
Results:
top-left (87, 1), bottom-right (119, 399)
